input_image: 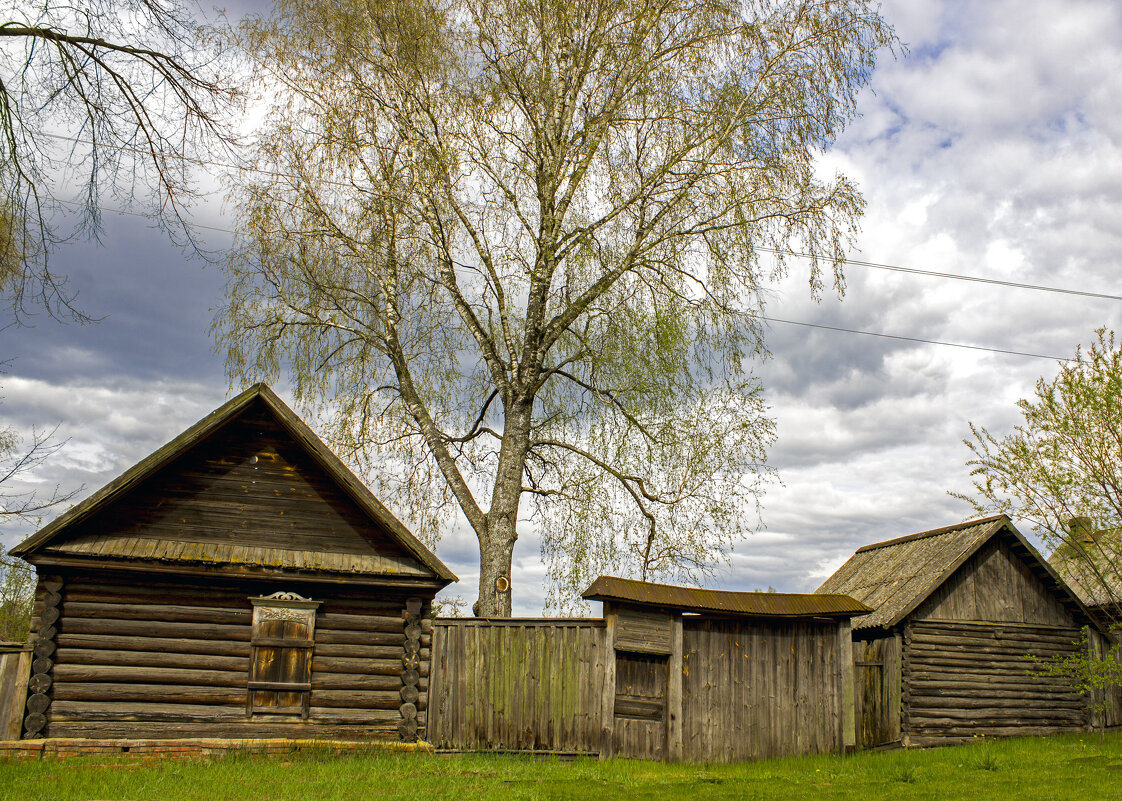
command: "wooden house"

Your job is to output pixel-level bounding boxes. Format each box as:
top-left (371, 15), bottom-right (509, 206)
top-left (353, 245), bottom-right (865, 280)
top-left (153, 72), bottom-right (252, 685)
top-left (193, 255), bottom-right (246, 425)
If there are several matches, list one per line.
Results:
top-left (817, 514), bottom-right (1112, 748)
top-left (8, 384), bottom-right (455, 741)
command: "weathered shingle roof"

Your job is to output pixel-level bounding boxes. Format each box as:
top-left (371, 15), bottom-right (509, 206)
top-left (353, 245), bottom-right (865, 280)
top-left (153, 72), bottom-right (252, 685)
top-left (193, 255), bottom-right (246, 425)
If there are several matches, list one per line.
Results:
top-left (582, 575), bottom-right (870, 619)
top-left (816, 514), bottom-right (1095, 631)
top-left (1049, 531), bottom-right (1122, 610)
top-left (9, 384), bottom-right (456, 584)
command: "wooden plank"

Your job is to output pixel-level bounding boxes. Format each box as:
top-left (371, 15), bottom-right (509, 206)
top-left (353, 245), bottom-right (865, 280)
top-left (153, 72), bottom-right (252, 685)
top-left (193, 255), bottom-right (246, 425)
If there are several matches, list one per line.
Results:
top-left (600, 608), bottom-right (617, 758)
top-left (613, 607), bottom-right (673, 655)
top-left (666, 614), bottom-right (683, 761)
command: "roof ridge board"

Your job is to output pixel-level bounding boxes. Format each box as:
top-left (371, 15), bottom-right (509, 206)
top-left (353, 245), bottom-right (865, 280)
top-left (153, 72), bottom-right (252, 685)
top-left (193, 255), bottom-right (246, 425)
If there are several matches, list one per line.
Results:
top-left (854, 513), bottom-right (1009, 553)
top-left (8, 385), bottom-right (264, 557)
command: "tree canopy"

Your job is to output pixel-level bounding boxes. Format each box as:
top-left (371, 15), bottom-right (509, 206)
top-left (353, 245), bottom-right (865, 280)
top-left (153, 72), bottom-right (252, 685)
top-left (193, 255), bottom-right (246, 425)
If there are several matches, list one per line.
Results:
top-left (219, 0), bottom-right (896, 614)
top-left (0, 0), bottom-right (238, 320)
top-left (957, 329), bottom-right (1122, 625)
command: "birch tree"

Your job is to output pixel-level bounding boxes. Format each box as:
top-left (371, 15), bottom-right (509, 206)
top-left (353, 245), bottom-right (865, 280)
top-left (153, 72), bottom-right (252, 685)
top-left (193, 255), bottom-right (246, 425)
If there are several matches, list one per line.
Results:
top-left (218, 0), bottom-right (896, 615)
top-left (0, 0), bottom-right (238, 320)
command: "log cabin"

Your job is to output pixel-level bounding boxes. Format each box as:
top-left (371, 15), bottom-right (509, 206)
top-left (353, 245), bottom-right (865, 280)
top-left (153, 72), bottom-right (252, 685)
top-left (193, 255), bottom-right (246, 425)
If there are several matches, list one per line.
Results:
top-left (8, 383), bottom-right (455, 741)
top-left (816, 514), bottom-right (1114, 748)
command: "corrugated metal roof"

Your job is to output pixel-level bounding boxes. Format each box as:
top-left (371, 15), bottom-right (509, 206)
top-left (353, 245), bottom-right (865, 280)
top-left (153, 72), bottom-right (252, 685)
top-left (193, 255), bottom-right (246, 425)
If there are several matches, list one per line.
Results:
top-left (581, 575), bottom-right (871, 618)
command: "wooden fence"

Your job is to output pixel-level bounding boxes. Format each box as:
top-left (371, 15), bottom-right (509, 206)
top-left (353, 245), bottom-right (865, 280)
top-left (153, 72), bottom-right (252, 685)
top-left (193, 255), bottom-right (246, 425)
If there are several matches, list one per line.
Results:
top-left (427, 613), bottom-right (854, 762)
top-left (0, 643), bottom-right (32, 741)
top-left (427, 619), bottom-right (606, 753)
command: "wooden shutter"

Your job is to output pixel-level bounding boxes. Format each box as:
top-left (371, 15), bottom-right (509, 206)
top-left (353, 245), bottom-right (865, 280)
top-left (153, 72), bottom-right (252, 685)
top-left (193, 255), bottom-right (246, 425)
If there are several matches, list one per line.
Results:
top-left (247, 592), bottom-right (321, 718)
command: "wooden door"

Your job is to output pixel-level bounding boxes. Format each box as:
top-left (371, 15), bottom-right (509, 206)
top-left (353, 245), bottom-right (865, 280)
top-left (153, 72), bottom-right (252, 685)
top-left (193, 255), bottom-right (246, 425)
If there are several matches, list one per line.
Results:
top-left (247, 593), bottom-right (319, 718)
top-left (613, 652), bottom-right (668, 759)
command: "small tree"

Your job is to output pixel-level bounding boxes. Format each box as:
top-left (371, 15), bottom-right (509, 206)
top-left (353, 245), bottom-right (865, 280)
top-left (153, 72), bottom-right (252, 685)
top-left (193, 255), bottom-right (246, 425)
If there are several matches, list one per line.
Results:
top-left (1025, 627), bottom-right (1122, 743)
top-left (956, 328), bottom-right (1122, 625)
top-left (0, 554), bottom-right (35, 642)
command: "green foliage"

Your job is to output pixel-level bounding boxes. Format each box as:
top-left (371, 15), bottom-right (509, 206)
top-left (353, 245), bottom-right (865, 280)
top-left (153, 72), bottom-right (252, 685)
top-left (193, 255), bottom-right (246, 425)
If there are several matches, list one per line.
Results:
top-left (956, 328), bottom-right (1122, 621)
top-left (1025, 627), bottom-right (1122, 743)
top-left (0, 554), bottom-right (35, 643)
top-left (220, 0), bottom-right (896, 612)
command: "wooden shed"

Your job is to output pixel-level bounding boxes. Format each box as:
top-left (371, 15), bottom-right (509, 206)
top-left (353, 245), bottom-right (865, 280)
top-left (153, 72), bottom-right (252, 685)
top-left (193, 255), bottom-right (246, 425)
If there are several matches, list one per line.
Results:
top-left (586, 577), bottom-right (870, 761)
top-left (7, 383), bottom-right (455, 741)
top-left (816, 514), bottom-right (1111, 748)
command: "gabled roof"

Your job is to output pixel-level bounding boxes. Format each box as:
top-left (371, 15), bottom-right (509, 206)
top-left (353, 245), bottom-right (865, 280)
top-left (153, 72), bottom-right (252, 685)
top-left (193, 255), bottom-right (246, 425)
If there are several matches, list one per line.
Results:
top-left (1049, 529), bottom-right (1122, 611)
top-left (10, 384), bottom-right (456, 584)
top-left (582, 575), bottom-right (871, 619)
top-left (816, 514), bottom-right (1097, 632)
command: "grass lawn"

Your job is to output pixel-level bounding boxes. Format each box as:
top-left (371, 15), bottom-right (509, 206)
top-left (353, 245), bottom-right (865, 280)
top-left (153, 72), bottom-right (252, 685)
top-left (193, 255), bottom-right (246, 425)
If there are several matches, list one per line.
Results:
top-left (1, 732), bottom-right (1119, 801)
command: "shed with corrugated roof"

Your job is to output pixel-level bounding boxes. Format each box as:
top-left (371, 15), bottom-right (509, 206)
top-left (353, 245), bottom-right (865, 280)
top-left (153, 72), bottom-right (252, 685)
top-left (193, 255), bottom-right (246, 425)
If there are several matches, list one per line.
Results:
top-left (817, 515), bottom-right (1112, 748)
top-left (7, 384), bottom-right (455, 742)
top-left (582, 576), bottom-right (871, 761)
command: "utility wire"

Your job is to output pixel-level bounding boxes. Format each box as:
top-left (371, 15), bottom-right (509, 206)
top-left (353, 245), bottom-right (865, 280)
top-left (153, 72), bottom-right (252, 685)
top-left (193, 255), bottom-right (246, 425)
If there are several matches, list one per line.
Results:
top-left (38, 128), bottom-right (1122, 302)
top-left (47, 196), bottom-right (1076, 363)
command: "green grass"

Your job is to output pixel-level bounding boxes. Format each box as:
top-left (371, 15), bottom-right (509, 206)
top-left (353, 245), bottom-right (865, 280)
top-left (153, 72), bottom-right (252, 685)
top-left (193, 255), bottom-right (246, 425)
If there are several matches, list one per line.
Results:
top-left (2, 732), bottom-right (1120, 801)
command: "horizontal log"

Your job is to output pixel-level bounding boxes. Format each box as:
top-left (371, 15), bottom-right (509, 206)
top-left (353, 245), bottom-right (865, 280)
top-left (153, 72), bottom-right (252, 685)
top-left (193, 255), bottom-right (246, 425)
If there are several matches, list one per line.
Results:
top-left (308, 689), bottom-right (407, 709)
top-left (312, 657), bottom-right (401, 675)
top-left (907, 631), bottom-right (1082, 649)
top-left (55, 633), bottom-right (251, 658)
top-left (310, 673), bottom-right (410, 692)
top-left (52, 664), bottom-right (247, 688)
top-left (908, 707), bottom-right (1086, 723)
top-left (61, 618), bottom-right (251, 642)
top-left (909, 695), bottom-right (1085, 710)
top-left (54, 648), bottom-right (248, 672)
top-left (905, 669), bottom-right (1078, 686)
top-left (906, 684), bottom-right (1083, 701)
top-left (46, 720), bottom-right (400, 740)
top-left (907, 641), bottom-right (1077, 659)
top-left (906, 726), bottom-right (1081, 744)
top-left (62, 586), bottom-right (251, 609)
top-left (311, 643), bottom-right (406, 660)
top-left (63, 601), bottom-right (252, 626)
top-left (910, 621), bottom-right (1080, 637)
top-left (316, 612), bottom-right (404, 633)
top-left (314, 629), bottom-right (405, 647)
top-left (904, 654), bottom-right (1061, 672)
top-left (49, 702), bottom-right (246, 723)
top-left (306, 707), bottom-right (403, 724)
top-left (52, 683), bottom-right (245, 705)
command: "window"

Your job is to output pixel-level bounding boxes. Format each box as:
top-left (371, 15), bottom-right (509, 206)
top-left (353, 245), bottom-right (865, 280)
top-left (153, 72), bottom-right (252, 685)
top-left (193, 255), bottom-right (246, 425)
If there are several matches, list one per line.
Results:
top-left (247, 592), bottom-right (321, 719)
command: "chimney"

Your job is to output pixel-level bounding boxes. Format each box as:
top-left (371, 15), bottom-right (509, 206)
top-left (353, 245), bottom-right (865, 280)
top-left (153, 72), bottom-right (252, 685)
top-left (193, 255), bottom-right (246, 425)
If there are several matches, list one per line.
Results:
top-left (1066, 516), bottom-right (1097, 543)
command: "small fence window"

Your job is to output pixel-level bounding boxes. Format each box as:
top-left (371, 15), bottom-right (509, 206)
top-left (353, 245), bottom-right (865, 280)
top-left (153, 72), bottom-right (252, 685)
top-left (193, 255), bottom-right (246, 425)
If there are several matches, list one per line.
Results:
top-left (247, 592), bottom-right (321, 719)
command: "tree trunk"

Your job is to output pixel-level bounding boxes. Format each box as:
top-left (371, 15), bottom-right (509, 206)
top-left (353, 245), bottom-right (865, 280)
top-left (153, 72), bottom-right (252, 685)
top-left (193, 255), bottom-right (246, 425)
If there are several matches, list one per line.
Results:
top-left (472, 399), bottom-right (532, 617)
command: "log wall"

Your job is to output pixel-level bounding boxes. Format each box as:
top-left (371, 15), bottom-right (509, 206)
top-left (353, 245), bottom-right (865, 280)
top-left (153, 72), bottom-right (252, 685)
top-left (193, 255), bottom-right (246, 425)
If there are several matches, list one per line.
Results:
top-left (427, 619), bottom-right (606, 753)
top-left (902, 620), bottom-right (1086, 746)
top-left (680, 617), bottom-right (844, 762)
top-left (34, 570), bottom-right (431, 740)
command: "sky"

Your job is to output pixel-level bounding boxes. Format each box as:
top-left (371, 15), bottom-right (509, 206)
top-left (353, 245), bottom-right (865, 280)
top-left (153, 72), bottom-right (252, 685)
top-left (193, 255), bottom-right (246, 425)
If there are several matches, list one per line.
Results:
top-left (3, 0), bottom-right (1122, 614)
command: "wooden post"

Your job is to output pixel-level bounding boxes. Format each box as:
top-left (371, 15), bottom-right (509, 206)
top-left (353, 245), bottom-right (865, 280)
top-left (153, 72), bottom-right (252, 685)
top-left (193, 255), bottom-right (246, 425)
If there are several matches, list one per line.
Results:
top-left (665, 614), bottom-right (683, 761)
top-left (0, 644), bottom-right (32, 741)
top-left (599, 603), bottom-right (617, 759)
top-left (838, 619), bottom-right (855, 753)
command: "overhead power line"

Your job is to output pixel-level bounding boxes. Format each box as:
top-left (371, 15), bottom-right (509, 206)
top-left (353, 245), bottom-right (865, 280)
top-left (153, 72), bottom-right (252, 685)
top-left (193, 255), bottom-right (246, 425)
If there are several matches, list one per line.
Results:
top-left (755, 246), bottom-right (1122, 302)
top-left (48, 196), bottom-right (1075, 363)
top-left (37, 129), bottom-right (1121, 302)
